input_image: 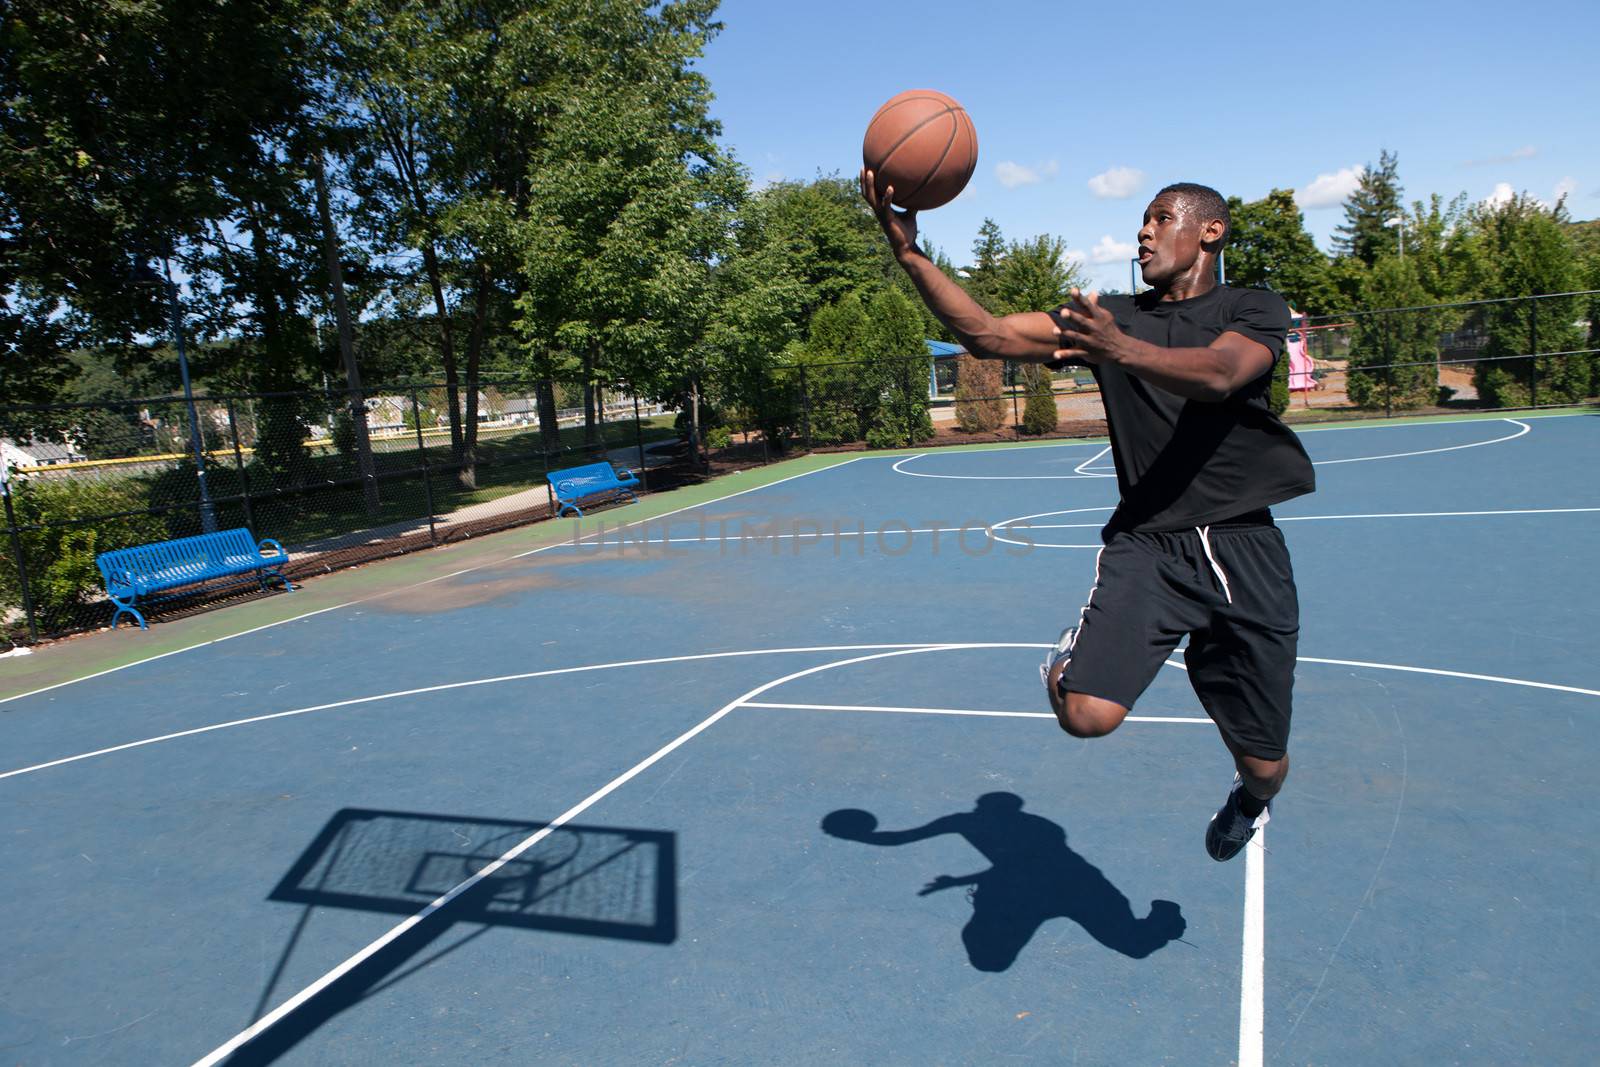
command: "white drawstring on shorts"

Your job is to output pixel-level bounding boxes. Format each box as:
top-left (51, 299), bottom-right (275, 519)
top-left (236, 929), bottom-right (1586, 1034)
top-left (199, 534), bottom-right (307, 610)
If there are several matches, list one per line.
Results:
top-left (1196, 525), bottom-right (1233, 604)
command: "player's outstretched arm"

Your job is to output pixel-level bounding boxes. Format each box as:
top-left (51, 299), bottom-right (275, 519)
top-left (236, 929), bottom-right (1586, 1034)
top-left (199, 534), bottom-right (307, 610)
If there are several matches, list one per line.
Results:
top-left (1055, 290), bottom-right (1274, 401)
top-left (862, 168), bottom-right (1059, 363)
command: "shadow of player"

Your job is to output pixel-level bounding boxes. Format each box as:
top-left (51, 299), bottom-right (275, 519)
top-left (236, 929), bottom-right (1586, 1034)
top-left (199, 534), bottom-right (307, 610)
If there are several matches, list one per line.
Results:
top-left (822, 792), bottom-right (1184, 971)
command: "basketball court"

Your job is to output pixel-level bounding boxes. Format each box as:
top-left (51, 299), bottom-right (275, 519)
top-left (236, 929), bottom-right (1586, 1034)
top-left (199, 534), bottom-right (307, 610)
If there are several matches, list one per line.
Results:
top-left (2, 411), bottom-right (1597, 1065)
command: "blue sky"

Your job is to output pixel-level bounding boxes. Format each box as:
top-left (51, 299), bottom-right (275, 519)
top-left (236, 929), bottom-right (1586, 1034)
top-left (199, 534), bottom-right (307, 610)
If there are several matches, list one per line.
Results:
top-left (697, 0), bottom-right (1600, 291)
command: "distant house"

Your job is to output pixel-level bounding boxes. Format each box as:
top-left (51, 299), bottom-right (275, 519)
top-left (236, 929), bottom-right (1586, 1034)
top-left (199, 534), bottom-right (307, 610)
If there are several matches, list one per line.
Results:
top-left (365, 396), bottom-right (412, 433)
top-left (2, 437), bottom-right (87, 471)
top-left (502, 397), bottom-right (539, 425)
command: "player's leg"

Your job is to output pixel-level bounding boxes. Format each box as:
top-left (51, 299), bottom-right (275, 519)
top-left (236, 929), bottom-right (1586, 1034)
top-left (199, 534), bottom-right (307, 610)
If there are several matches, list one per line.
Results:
top-left (1184, 523), bottom-right (1300, 862)
top-left (1041, 532), bottom-right (1198, 738)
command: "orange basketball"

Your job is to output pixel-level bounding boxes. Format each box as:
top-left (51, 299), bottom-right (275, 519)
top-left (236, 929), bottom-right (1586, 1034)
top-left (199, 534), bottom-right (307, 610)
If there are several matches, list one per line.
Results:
top-left (862, 89), bottom-right (979, 211)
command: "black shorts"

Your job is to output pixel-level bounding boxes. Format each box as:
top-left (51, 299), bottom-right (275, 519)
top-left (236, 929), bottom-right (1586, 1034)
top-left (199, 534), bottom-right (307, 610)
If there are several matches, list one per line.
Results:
top-left (1057, 516), bottom-right (1300, 760)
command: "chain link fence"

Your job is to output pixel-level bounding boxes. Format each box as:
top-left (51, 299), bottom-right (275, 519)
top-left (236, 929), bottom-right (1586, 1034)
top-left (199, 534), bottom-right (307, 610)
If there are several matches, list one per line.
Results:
top-left (1, 379), bottom-right (677, 642)
top-left (4, 293), bottom-right (1597, 643)
top-left (1287, 290), bottom-right (1600, 418)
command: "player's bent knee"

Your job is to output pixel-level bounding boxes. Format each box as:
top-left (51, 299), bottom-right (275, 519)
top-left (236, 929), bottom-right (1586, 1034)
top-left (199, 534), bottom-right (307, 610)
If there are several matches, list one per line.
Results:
top-left (1057, 692), bottom-right (1128, 738)
top-left (1237, 752), bottom-right (1289, 794)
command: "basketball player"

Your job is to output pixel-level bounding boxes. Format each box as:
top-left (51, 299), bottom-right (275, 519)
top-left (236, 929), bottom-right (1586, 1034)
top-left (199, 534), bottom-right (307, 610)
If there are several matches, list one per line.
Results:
top-left (862, 172), bottom-right (1315, 861)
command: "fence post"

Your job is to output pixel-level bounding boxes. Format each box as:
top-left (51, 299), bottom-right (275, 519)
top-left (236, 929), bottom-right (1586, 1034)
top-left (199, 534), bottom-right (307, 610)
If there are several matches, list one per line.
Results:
top-left (226, 399), bottom-right (256, 534)
top-left (1528, 297), bottom-right (1539, 409)
top-left (1008, 361), bottom-right (1022, 435)
top-left (799, 366), bottom-right (814, 453)
top-left (1381, 312), bottom-right (1393, 418)
top-left (411, 388), bottom-right (438, 545)
top-left (1, 465), bottom-right (39, 643)
top-left (633, 392), bottom-right (648, 490)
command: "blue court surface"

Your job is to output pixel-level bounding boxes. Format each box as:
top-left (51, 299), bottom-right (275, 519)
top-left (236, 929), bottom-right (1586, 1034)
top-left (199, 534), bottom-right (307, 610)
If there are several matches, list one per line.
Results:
top-left (3, 412), bottom-right (1598, 1065)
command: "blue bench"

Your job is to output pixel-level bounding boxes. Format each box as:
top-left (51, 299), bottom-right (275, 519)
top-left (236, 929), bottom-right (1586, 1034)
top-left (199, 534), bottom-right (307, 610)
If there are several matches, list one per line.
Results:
top-left (96, 528), bottom-right (292, 630)
top-left (547, 462), bottom-right (641, 518)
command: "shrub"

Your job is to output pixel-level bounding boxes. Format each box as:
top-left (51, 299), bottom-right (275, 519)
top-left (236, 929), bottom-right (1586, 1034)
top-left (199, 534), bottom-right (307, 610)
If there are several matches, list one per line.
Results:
top-left (1020, 365), bottom-right (1058, 435)
top-left (1270, 347), bottom-right (1290, 415)
top-left (0, 475), bottom-right (167, 633)
top-left (953, 354), bottom-right (1006, 432)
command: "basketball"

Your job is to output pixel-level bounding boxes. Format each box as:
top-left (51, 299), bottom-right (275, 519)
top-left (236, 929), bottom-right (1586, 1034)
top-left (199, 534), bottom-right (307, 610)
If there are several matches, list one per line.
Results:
top-left (821, 808), bottom-right (878, 840)
top-left (862, 89), bottom-right (979, 211)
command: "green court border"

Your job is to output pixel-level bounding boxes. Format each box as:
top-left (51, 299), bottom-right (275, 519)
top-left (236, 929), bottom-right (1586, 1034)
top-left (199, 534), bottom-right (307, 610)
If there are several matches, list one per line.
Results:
top-left (2, 406), bottom-right (1591, 702)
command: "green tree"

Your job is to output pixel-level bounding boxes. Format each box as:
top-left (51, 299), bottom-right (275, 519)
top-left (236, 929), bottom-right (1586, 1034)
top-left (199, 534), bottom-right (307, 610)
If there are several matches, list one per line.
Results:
top-left (988, 234), bottom-right (1087, 315)
top-left (1, 0), bottom-right (314, 431)
top-left (1466, 193), bottom-right (1589, 406)
top-left (1332, 149), bottom-right (1404, 267)
top-left (864, 288), bottom-right (934, 448)
top-left (1347, 257), bottom-right (1439, 411)
top-left (516, 1), bottom-right (739, 451)
top-left (1224, 190), bottom-right (1336, 313)
top-left (795, 293), bottom-right (870, 445)
top-left (963, 217), bottom-right (1007, 309)
top-left (696, 175), bottom-right (890, 447)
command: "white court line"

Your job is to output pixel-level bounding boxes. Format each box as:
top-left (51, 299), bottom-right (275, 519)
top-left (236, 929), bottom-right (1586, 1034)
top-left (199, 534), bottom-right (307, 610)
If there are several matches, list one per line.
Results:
top-left (1073, 445), bottom-right (1116, 477)
top-left (891, 453), bottom-right (1111, 481)
top-left (189, 645), bottom-right (956, 1067)
top-left (1276, 506), bottom-right (1600, 522)
top-left (0, 643), bottom-right (931, 782)
top-left (1311, 418), bottom-right (1528, 465)
top-left (742, 700), bottom-right (1210, 723)
top-left (574, 525), bottom-right (999, 550)
top-left (1240, 828), bottom-right (1266, 1067)
top-left (1015, 506), bottom-right (1600, 533)
top-left (9, 643), bottom-right (1597, 783)
top-left (1293, 656), bottom-right (1600, 698)
top-left (0, 456), bottom-right (871, 709)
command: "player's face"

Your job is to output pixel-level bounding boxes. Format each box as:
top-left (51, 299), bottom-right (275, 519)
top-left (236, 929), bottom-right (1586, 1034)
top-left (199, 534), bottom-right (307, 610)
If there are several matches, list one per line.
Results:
top-left (1136, 194), bottom-right (1207, 286)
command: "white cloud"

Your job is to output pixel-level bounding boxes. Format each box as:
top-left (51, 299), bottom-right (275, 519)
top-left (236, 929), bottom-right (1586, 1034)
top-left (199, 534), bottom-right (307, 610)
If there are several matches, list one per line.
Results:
top-left (994, 160), bottom-right (1059, 189)
top-left (1087, 166), bottom-right (1145, 199)
top-left (1484, 182), bottom-right (1516, 208)
top-left (1464, 145), bottom-right (1537, 167)
top-left (1553, 176), bottom-right (1578, 204)
top-left (1063, 247), bottom-right (1088, 267)
top-left (1294, 166), bottom-right (1364, 209)
top-left (1088, 235), bottom-right (1137, 264)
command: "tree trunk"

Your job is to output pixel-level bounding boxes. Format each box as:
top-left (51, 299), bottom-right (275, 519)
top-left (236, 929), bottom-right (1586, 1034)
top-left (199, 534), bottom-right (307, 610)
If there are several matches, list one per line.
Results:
top-left (536, 378), bottom-right (560, 455)
top-left (420, 242), bottom-right (462, 466)
top-left (313, 153), bottom-right (379, 514)
top-left (458, 260), bottom-right (491, 489)
top-left (582, 344), bottom-right (598, 450)
top-left (689, 374), bottom-right (704, 470)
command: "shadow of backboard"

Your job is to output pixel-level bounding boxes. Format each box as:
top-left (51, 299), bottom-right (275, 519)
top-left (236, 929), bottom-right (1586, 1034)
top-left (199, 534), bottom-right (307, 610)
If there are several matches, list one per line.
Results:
top-left (229, 810), bottom-right (677, 1063)
top-left (270, 808), bottom-right (676, 943)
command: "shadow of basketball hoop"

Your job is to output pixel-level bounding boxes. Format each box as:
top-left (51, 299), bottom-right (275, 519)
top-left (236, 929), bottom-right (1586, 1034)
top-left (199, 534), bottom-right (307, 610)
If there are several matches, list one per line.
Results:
top-left (230, 809), bottom-right (676, 1065)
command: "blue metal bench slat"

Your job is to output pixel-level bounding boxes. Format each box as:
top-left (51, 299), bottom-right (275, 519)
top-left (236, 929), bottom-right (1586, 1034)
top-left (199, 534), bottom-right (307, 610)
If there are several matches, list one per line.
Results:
top-left (96, 527), bottom-right (292, 630)
top-left (546, 462), bottom-right (641, 518)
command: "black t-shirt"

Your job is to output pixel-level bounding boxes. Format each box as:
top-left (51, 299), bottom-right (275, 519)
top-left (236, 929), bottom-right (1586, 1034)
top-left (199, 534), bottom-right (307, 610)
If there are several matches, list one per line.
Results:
top-left (1048, 285), bottom-right (1315, 533)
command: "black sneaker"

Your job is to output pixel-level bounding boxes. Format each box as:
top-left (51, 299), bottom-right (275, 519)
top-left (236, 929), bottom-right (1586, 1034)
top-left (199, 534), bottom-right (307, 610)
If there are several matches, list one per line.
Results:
top-left (1205, 774), bottom-right (1269, 862)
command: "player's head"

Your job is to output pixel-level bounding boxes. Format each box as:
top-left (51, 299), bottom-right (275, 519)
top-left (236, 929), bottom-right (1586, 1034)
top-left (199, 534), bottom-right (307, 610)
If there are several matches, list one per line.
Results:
top-left (1137, 182), bottom-right (1229, 289)
top-left (975, 792), bottom-right (1023, 813)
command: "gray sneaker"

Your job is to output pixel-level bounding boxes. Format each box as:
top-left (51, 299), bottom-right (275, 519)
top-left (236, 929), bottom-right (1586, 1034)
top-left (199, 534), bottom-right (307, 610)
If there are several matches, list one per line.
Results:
top-left (1039, 626), bottom-right (1077, 698)
top-left (1205, 774), bottom-right (1270, 862)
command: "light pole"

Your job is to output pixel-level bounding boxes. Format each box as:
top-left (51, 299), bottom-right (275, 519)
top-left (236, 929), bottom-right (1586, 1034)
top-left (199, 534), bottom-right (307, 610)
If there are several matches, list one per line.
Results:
top-left (1384, 215), bottom-right (1406, 258)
